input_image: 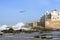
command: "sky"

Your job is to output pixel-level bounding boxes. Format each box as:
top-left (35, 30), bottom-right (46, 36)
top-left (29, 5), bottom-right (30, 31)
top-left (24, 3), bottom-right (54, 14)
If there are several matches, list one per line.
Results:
top-left (0, 0), bottom-right (60, 25)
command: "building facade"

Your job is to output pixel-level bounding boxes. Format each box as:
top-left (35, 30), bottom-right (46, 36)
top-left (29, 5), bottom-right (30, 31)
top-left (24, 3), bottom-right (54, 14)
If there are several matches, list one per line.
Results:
top-left (45, 9), bottom-right (60, 29)
top-left (45, 9), bottom-right (60, 20)
top-left (26, 20), bottom-right (41, 28)
top-left (26, 9), bottom-right (60, 29)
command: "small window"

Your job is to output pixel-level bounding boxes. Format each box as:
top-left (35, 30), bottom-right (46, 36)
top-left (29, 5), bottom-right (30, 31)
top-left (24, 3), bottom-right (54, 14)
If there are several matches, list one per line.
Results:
top-left (57, 17), bottom-right (59, 19)
top-left (53, 17), bottom-right (55, 19)
top-left (53, 17), bottom-right (56, 20)
top-left (58, 14), bottom-right (60, 16)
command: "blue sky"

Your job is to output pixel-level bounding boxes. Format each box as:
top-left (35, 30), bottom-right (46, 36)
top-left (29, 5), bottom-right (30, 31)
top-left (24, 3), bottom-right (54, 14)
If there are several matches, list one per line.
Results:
top-left (0, 0), bottom-right (60, 25)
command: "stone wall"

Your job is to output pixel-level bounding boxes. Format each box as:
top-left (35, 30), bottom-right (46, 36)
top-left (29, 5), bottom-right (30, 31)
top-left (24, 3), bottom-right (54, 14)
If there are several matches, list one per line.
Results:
top-left (45, 20), bottom-right (60, 29)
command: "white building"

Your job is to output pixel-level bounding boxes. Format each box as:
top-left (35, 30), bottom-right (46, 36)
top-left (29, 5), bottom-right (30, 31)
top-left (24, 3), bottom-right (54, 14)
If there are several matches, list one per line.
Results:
top-left (45, 9), bottom-right (60, 20)
top-left (40, 9), bottom-right (60, 27)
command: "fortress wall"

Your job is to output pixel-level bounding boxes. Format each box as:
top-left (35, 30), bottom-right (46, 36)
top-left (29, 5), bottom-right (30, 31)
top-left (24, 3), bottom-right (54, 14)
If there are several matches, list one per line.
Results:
top-left (45, 20), bottom-right (60, 29)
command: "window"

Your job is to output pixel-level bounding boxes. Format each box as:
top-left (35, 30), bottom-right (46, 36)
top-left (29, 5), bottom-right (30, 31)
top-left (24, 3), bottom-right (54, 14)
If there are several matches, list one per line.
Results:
top-left (58, 14), bottom-right (60, 16)
top-left (53, 17), bottom-right (56, 20)
top-left (57, 17), bottom-right (59, 19)
top-left (52, 17), bottom-right (54, 19)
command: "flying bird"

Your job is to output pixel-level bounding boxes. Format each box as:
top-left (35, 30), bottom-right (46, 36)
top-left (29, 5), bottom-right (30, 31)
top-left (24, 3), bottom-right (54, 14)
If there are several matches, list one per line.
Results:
top-left (19, 10), bottom-right (25, 13)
